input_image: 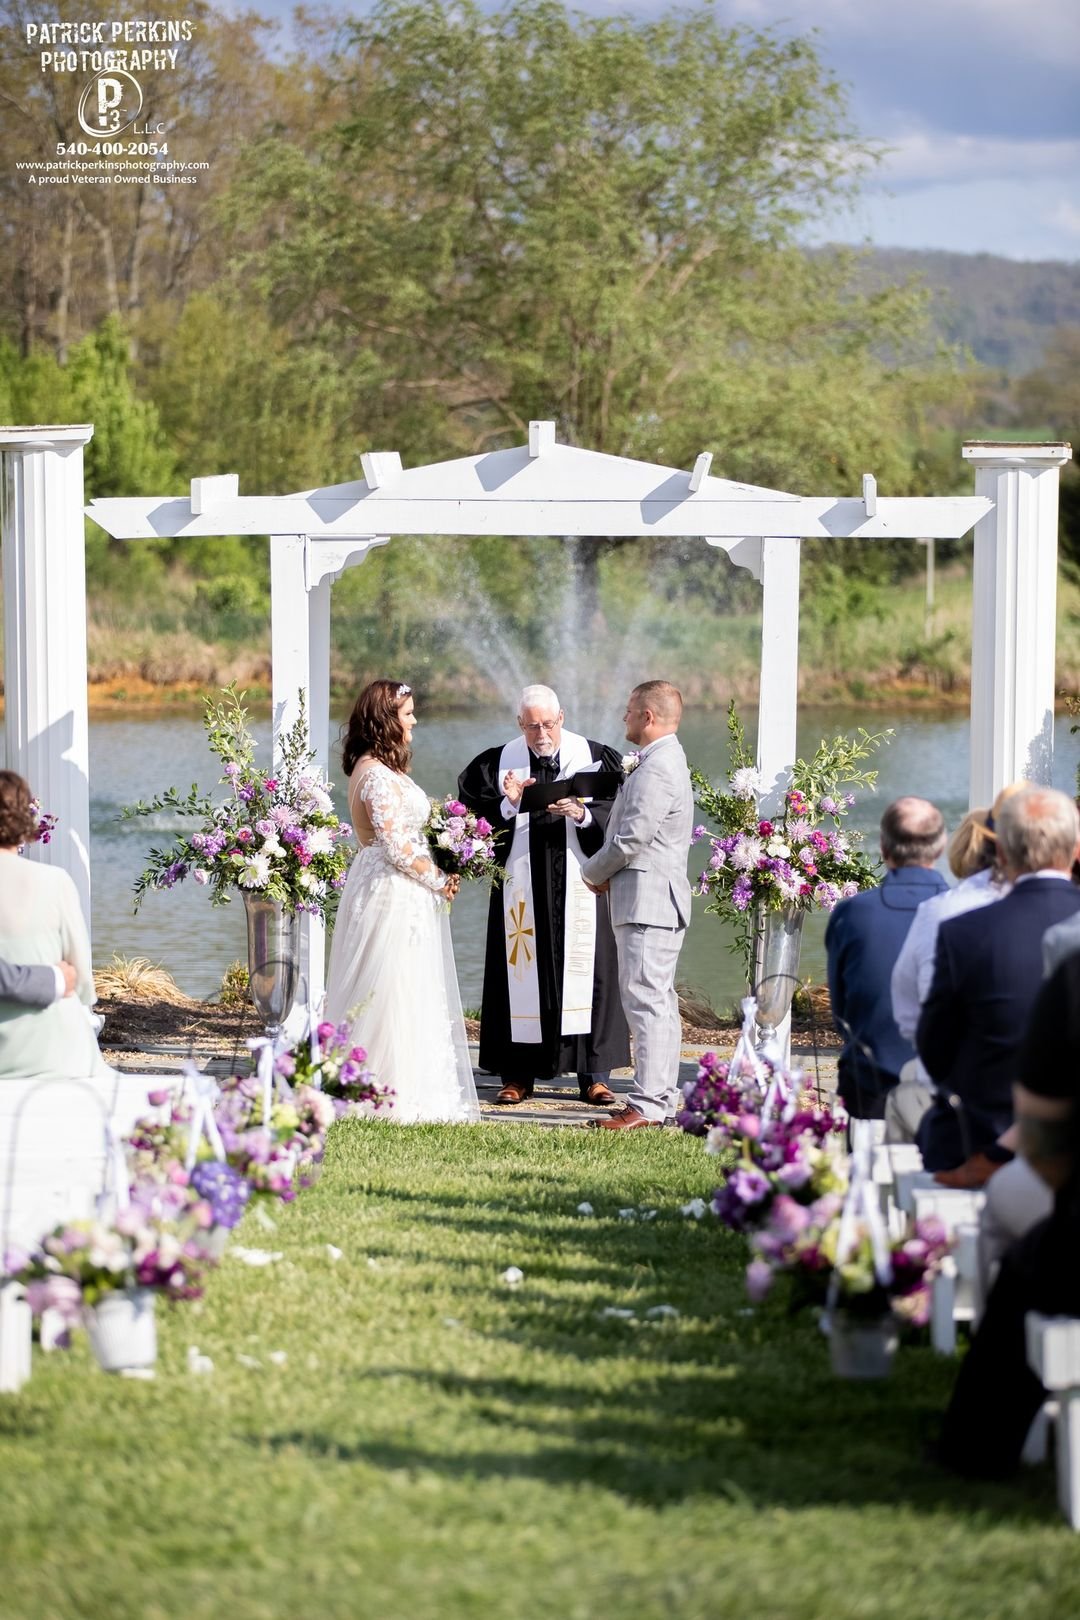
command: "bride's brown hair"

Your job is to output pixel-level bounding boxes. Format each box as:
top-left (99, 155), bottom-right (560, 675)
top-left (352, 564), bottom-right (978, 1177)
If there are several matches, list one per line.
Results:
top-left (342, 679), bottom-right (412, 776)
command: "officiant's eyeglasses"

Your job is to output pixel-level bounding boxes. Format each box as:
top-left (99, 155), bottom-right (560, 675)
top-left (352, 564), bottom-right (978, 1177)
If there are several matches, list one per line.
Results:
top-left (521, 717), bottom-right (561, 733)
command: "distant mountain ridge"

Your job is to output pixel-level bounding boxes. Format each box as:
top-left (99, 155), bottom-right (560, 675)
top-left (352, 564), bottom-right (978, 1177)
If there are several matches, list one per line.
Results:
top-left (849, 248), bottom-right (1080, 376)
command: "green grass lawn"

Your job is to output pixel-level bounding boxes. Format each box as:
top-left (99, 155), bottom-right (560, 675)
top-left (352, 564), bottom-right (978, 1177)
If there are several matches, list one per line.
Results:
top-left (1, 1122), bottom-right (1077, 1620)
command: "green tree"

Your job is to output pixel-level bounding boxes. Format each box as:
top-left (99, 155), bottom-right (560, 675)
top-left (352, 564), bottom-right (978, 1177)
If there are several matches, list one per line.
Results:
top-left (221, 0), bottom-right (971, 626)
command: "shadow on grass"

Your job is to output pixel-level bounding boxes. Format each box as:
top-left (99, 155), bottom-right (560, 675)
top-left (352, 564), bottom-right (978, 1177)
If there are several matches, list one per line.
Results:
top-left (292, 1127), bottom-right (1059, 1525)
top-left (251, 1346), bottom-right (1057, 1522)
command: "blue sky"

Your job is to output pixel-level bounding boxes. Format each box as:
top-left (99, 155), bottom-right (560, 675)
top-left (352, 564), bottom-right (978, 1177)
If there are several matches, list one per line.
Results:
top-left (255, 0), bottom-right (1080, 261)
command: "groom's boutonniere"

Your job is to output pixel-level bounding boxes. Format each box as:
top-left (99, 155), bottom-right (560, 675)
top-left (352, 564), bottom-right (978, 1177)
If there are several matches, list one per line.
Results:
top-left (621, 752), bottom-right (641, 776)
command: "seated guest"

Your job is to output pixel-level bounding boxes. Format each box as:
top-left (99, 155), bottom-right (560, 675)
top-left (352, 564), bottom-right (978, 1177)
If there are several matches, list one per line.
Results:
top-left (0, 771), bottom-right (108, 1082)
top-left (886, 786), bottom-right (1023, 1142)
top-left (917, 786), bottom-right (1080, 1181)
top-left (935, 952), bottom-right (1080, 1478)
top-left (826, 797), bottom-right (947, 1122)
top-left (0, 956), bottom-right (77, 1007)
top-left (1043, 904), bottom-right (1080, 976)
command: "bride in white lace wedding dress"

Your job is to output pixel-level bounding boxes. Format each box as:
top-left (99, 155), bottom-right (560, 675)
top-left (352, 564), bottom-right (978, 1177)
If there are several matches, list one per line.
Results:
top-left (324, 680), bottom-right (480, 1123)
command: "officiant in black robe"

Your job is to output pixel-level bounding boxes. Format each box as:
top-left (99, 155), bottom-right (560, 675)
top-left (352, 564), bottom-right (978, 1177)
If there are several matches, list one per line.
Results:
top-left (457, 685), bottom-right (630, 1105)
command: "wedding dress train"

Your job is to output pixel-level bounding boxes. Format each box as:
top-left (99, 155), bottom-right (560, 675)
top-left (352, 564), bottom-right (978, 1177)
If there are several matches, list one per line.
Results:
top-left (324, 761), bottom-right (480, 1123)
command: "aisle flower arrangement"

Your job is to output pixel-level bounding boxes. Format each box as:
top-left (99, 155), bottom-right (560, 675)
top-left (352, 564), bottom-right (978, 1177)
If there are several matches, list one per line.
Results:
top-left (677, 1049), bottom-right (844, 1234)
top-left (122, 685), bottom-right (352, 917)
top-left (4, 1185), bottom-right (217, 1336)
top-left (691, 702), bottom-right (889, 961)
top-left (282, 1021), bottom-right (393, 1118)
top-left (423, 797), bottom-right (504, 884)
top-left (748, 1204), bottom-right (953, 1328)
top-left (677, 1045), bottom-right (951, 1332)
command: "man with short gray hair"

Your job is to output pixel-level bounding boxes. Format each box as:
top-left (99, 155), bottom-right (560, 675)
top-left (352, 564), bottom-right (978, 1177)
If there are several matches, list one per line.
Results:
top-left (458, 685), bottom-right (629, 1106)
top-left (918, 785), bottom-right (1080, 1182)
top-left (825, 796), bottom-right (948, 1123)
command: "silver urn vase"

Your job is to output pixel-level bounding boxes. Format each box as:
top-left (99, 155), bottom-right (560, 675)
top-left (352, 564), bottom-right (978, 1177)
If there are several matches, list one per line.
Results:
top-left (750, 902), bottom-right (805, 1051)
top-left (243, 892), bottom-right (301, 1037)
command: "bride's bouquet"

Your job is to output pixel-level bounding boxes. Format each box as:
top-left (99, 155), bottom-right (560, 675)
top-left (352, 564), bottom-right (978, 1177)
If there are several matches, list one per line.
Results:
top-left (424, 797), bottom-right (505, 885)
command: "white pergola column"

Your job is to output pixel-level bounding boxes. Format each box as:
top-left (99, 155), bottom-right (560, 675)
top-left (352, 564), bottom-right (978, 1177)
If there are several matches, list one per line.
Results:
top-left (1, 425), bottom-right (94, 927)
top-left (269, 534), bottom-right (384, 1021)
top-left (963, 442), bottom-right (1072, 806)
top-left (756, 537), bottom-right (802, 815)
top-left (270, 534), bottom-right (331, 1017)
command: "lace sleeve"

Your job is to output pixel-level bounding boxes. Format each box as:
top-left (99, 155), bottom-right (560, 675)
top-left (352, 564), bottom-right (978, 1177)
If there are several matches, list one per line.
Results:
top-left (360, 766), bottom-right (446, 892)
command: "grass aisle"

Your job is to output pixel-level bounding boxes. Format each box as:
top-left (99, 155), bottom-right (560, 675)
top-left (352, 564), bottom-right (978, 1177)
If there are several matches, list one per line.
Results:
top-left (0, 1122), bottom-right (1076, 1620)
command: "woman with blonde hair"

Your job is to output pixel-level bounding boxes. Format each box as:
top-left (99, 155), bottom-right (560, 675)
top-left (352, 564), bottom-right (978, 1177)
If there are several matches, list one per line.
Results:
top-left (886, 781), bottom-right (1028, 1142)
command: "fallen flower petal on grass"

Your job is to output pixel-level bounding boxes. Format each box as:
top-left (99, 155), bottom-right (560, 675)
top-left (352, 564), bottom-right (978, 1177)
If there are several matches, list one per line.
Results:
top-left (680, 1199), bottom-right (707, 1219)
top-left (598, 1306), bottom-right (636, 1320)
top-left (325, 1245), bottom-right (343, 1261)
top-left (645, 1305), bottom-right (679, 1319)
top-left (501, 1266), bottom-right (524, 1286)
top-left (230, 1247), bottom-right (283, 1266)
top-left (186, 1346), bottom-right (214, 1375)
top-left (617, 1208), bottom-right (637, 1221)
top-left (268, 1350), bottom-right (288, 1366)
top-left (236, 1353), bottom-right (262, 1369)
top-left (576, 1202), bottom-right (595, 1216)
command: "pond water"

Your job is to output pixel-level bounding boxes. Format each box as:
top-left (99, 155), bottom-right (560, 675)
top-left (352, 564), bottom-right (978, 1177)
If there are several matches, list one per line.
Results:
top-left (8, 706), bottom-right (1080, 1014)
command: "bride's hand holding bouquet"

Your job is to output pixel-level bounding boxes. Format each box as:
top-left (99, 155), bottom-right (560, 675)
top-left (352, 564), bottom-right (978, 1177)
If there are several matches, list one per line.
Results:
top-left (423, 797), bottom-right (504, 891)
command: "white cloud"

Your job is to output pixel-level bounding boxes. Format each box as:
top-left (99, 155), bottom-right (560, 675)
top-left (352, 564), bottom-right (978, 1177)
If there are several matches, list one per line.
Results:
top-left (871, 133), bottom-right (1080, 188)
top-left (1047, 200), bottom-right (1080, 239)
top-left (722, 0), bottom-right (1080, 70)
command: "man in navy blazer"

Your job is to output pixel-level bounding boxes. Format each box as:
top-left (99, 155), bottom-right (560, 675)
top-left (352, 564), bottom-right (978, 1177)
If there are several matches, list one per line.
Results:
top-left (826, 797), bottom-right (947, 1120)
top-left (917, 786), bottom-right (1080, 1177)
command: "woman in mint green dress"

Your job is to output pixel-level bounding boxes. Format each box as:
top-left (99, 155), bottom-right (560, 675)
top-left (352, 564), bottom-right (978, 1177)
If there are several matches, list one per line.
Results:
top-left (0, 771), bottom-right (107, 1082)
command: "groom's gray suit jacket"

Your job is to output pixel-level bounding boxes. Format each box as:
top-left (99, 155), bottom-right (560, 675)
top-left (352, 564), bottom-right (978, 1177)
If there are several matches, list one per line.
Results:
top-left (580, 735), bottom-right (693, 927)
top-left (0, 957), bottom-right (58, 1008)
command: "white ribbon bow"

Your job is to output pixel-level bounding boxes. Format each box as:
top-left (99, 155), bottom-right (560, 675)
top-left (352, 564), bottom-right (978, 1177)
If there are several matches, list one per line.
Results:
top-left (826, 1142), bottom-right (893, 1321)
top-left (732, 996), bottom-right (769, 1093)
top-left (181, 1060), bottom-right (226, 1171)
top-left (246, 1035), bottom-right (291, 1127)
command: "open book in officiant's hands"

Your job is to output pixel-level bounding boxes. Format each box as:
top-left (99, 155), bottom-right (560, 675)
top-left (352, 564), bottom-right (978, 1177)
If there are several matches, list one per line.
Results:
top-left (519, 770), bottom-right (623, 812)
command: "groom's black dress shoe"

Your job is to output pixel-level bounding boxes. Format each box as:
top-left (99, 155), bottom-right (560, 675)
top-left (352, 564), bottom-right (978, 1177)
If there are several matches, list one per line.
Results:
top-left (589, 1106), bottom-right (660, 1131)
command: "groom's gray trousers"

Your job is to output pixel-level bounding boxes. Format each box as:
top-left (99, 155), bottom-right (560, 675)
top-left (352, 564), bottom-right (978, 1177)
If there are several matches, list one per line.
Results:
top-left (614, 921), bottom-right (685, 1121)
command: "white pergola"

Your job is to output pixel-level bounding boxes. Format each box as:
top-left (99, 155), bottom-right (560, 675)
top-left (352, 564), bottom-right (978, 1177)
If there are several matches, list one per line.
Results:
top-left (0, 421), bottom-right (1071, 1006)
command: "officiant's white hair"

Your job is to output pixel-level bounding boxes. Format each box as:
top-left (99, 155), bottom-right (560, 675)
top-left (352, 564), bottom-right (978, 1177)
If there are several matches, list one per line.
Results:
top-left (518, 684), bottom-right (561, 717)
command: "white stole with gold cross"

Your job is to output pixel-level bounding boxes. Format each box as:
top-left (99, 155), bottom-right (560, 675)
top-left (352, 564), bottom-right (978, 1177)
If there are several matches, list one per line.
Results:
top-left (498, 730), bottom-right (598, 1044)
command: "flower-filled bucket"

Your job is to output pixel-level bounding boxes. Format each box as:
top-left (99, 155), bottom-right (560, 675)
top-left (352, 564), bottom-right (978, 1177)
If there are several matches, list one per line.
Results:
top-left (828, 1310), bottom-right (898, 1380)
top-left (84, 1288), bottom-right (158, 1374)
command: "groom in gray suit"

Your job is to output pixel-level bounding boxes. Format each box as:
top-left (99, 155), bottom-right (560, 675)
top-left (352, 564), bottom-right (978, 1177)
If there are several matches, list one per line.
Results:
top-left (581, 680), bottom-right (694, 1129)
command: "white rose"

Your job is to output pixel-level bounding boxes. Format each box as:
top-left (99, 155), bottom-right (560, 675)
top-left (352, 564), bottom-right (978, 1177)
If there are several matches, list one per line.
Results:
top-left (766, 838), bottom-right (791, 858)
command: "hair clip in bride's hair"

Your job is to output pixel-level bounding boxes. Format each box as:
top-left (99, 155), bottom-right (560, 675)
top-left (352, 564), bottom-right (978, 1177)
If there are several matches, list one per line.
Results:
top-left (396, 683), bottom-right (412, 698)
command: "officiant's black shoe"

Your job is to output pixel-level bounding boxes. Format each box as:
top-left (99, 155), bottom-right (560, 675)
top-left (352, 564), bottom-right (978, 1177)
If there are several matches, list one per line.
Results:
top-left (589, 1106), bottom-right (660, 1131)
top-left (495, 1083), bottom-right (532, 1105)
top-left (579, 1080), bottom-right (617, 1107)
